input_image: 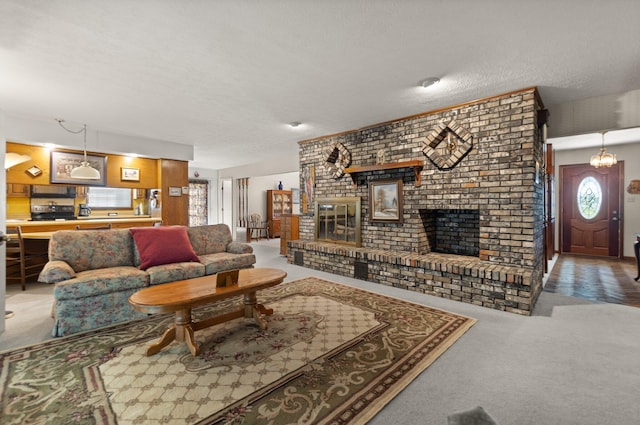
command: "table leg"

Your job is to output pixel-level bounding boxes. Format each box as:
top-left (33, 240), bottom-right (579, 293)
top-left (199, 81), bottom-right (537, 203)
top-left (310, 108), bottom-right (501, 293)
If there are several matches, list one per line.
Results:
top-left (145, 308), bottom-right (200, 356)
top-left (244, 291), bottom-right (274, 330)
top-left (174, 308), bottom-right (200, 356)
top-left (146, 326), bottom-right (176, 356)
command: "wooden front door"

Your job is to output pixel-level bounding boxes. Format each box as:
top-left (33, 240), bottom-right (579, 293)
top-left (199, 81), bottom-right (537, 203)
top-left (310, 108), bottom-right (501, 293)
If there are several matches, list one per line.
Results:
top-left (561, 163), bottom-right (623, 257)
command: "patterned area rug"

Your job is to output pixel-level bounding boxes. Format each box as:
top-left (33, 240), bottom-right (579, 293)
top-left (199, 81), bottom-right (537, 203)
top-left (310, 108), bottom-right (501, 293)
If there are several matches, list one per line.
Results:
top-left (0, 277), bottom-right (476, 424)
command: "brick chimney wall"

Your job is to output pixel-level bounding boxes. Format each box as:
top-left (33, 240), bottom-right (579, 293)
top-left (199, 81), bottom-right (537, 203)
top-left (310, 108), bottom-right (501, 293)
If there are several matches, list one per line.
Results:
top-left (298, 88), bottom-right (545, 272)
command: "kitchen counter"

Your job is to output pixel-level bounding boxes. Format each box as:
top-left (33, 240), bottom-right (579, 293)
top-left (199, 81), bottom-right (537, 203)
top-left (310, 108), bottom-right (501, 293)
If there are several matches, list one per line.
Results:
top-left (76, 214), bottom-right (152, 220)
top-left (6, 217), bottom-right (162, 232)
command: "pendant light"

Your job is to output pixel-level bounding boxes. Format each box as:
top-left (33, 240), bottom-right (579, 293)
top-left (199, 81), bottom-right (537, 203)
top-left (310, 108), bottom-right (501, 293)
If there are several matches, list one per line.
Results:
top-left (4, 152), bottom-right (32, 169)
top-left (57, 120), bottom-right (101, 180)
top-left (590, 131), bottom-right (617, 168)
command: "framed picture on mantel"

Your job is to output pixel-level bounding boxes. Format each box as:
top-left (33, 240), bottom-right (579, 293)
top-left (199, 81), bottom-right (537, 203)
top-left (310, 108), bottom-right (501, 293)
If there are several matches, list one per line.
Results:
top-left (50, 151), bottom-right (107, 186)
top-left (369, 179), bottom-right (403, 223)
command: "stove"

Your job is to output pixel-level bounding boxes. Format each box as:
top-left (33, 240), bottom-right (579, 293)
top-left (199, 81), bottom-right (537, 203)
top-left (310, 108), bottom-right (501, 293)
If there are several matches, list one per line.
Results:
top-left (30, 204), bottom-right (77, 221)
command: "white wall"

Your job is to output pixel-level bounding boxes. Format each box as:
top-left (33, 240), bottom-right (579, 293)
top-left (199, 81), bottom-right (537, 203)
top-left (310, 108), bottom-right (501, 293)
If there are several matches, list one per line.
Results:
top-left (5, 113), bottom-right (193, 161)
top-left (548, 88), bottom-right (640, 138)
top-left (248, 172), bottom-right (301, 219)
top-left (216, 149), bottom-right (300, 238)
top-left (1, 111), bottom-right (6, 334)
top-left (554, 141), bottom-right (640, 258)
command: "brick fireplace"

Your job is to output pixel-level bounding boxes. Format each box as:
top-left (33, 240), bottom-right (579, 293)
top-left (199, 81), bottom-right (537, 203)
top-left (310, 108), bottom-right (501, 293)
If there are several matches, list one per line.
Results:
top-left (421, 209), bottom-right (480, 257)
top-left (289, 87), bottom-right (546, 315)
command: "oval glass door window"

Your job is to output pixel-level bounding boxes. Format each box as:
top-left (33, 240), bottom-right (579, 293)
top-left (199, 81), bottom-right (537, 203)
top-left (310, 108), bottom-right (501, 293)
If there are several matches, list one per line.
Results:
top-left (577, 176), bottom-right (602, 219)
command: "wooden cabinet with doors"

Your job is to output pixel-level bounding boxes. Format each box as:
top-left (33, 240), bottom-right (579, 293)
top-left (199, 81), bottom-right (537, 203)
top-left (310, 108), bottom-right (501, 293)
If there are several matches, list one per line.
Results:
top-left (6, 183), bottom-right (30, 197)
top-left (280, 214), bottom-right (299, 255)
top-left (266, 190), bottom-right (292, 238)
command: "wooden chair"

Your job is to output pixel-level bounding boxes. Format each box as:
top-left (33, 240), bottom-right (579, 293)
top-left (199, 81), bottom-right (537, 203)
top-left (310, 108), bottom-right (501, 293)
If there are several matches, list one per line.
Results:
top-left (6, 226), bottom-right (49, 291)
top-left (248, 213), bottom-right (270, 241)
top-left (75, 223), bottom-right (113, 230)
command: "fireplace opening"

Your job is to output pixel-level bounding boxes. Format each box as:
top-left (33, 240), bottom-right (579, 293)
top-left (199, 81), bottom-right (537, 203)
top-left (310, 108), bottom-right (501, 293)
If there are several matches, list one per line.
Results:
top-left (420, 209), bottom-right (479, 257)
top-left (315, 197), bottom-right (362, 247)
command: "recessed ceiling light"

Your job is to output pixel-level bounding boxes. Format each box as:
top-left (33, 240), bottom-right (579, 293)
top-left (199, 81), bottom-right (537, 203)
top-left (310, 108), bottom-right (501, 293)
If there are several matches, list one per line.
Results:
top-left (419, 77), bottom-right (440, 88)
top-left (289, 122), bottom-right (302, 128)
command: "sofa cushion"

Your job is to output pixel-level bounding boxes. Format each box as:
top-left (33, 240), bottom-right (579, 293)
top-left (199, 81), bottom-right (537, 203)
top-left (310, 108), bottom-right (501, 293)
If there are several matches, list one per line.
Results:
top-left (198, 252), bottom-right (256, 275)
top-left (227, 241), bottom-right (254, 254)
top-left (187, 224), bottom-right (234, 255)
top-left (130, 226), bottom-right (200, 270)
top-left (146, 262), bottom-right (206, 285)
top-left (49, 229), bottom-right (135, 272)
top-left (38, 260), bottom-right (76, 283)
top-left (53, 266), bottom-right (149, 300)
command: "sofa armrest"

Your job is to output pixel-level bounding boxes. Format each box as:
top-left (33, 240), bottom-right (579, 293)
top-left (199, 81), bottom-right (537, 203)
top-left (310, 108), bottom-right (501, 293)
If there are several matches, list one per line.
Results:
top-left (226, 242), bottom-right (254, 254)
top-left (38, 260), bottom-right (76, 283)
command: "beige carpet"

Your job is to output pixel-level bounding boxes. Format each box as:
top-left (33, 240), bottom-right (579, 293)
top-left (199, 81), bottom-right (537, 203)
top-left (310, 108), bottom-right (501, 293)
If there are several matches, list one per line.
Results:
top-left (0, 277), bottom-right (475, 424)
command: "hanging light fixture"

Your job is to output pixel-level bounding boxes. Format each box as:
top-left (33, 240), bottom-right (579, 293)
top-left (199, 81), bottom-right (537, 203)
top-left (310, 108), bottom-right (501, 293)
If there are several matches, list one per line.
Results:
top-left (56, 119), bottom-right (101, 180)
top-left (590, 131), bottom-right (617, 168)
top-left (4, 152), bottom-right (32, 169)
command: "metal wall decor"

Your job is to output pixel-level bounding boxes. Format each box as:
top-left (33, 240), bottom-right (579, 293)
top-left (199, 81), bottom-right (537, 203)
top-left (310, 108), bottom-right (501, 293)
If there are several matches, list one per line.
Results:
top-left (324, 142), bottom-right (351, 179)
top-left (421, 119), bottom-right (473, 170)
top-left (628, 179), bottom-right (640, 194)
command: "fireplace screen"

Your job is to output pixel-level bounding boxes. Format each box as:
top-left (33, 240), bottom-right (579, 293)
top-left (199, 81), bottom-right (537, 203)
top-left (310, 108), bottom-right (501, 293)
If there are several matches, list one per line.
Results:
top-left (315, 197), bottom-right (361, 247)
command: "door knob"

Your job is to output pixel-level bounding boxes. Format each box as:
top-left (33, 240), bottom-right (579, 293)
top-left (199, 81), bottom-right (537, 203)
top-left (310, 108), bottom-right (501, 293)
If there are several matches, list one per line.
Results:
top-left (0, 231), bottom-right (10, 246)
top-left (611, 210), bottom-right (619, 222)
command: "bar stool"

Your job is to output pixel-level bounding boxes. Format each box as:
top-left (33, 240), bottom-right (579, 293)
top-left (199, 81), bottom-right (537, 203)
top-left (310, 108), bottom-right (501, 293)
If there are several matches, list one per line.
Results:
top-left (6, 226), bottom-right (49, 290)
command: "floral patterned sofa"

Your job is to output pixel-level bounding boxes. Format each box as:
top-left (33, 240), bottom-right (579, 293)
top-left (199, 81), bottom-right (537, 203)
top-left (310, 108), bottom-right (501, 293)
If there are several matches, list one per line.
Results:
top-left (38, 224), bottom-right (255, 337)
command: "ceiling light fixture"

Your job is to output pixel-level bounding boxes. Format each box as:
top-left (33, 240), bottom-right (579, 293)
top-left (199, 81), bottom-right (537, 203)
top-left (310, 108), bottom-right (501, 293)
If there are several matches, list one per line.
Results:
top-left (590, 131), bottom-right (617, 168)
top-left (419, 77), bottom-right (440, 88)
top-left (289, 122), bottom-right (302, 128)
top-left (4, 152), bottom-right (32, 169)
top-left (56, 119), bottom-right (101, 180)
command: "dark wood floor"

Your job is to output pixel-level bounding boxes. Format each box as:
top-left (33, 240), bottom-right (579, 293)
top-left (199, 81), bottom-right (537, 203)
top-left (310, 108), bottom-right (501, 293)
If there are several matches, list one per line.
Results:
top-left (544, 254), bottom-right (640, 308)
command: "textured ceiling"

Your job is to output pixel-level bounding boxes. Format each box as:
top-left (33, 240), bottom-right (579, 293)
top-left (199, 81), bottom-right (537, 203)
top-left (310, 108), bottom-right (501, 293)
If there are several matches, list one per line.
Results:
top-left (1, 1), bottom-right (639, 170)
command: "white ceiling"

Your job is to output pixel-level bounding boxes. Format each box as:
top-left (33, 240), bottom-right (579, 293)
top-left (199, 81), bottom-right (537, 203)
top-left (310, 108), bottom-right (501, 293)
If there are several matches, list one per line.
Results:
top-left (1, 1), bottom-right (639, 170)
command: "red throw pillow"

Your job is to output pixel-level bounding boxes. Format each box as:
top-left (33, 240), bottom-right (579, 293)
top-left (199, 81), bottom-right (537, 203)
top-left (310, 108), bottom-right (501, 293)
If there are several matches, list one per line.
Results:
top-left (130, 226), bottom-right (200, 270)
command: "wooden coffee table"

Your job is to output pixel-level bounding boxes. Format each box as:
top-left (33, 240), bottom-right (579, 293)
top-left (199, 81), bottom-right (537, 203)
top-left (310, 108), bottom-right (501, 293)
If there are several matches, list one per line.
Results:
top-left (128, 268), bottom-right (287, 356)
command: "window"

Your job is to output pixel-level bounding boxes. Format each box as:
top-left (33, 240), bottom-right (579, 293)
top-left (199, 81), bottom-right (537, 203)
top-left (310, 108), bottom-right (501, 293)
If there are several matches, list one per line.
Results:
top-left (189, 180), bottom-right (209, 226)
top-left (87, 187), bottom-right (132, 209)
top-left (577, 176), bottom-right (602, 220)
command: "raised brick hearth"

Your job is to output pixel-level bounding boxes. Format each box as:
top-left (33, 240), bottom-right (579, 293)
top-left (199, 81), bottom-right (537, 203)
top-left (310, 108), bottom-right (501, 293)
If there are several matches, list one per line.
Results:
top-left (290, 87), bottom-right (546, 315)
top-left (289, 241), bottom-right (533, 314)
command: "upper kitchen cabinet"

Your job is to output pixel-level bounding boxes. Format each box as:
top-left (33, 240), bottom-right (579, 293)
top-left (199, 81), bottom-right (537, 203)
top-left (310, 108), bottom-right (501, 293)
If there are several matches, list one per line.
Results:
top-left (6, 183), bottom-right (30, 197)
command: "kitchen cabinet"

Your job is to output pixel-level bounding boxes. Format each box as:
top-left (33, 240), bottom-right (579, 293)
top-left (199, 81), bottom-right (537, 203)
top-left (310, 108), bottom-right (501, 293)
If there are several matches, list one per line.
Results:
top-left (6, 184), bottom-right (30, 197)
top-left (5, 217), bottom-right (161, 233)
top-left (266, 190), bottom-right (292, 238)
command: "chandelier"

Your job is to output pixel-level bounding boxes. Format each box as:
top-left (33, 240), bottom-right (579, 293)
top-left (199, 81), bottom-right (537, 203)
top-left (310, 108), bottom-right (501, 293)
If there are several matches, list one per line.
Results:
top-left (590, 131), bottom-right (617, 168)
top-left (56, 119), bottom-right (101, 180)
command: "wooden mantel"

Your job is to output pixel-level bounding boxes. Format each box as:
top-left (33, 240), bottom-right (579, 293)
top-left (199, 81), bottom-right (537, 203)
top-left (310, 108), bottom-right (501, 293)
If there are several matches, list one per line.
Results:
top-left (344, 160), bottom-right (423, 188)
